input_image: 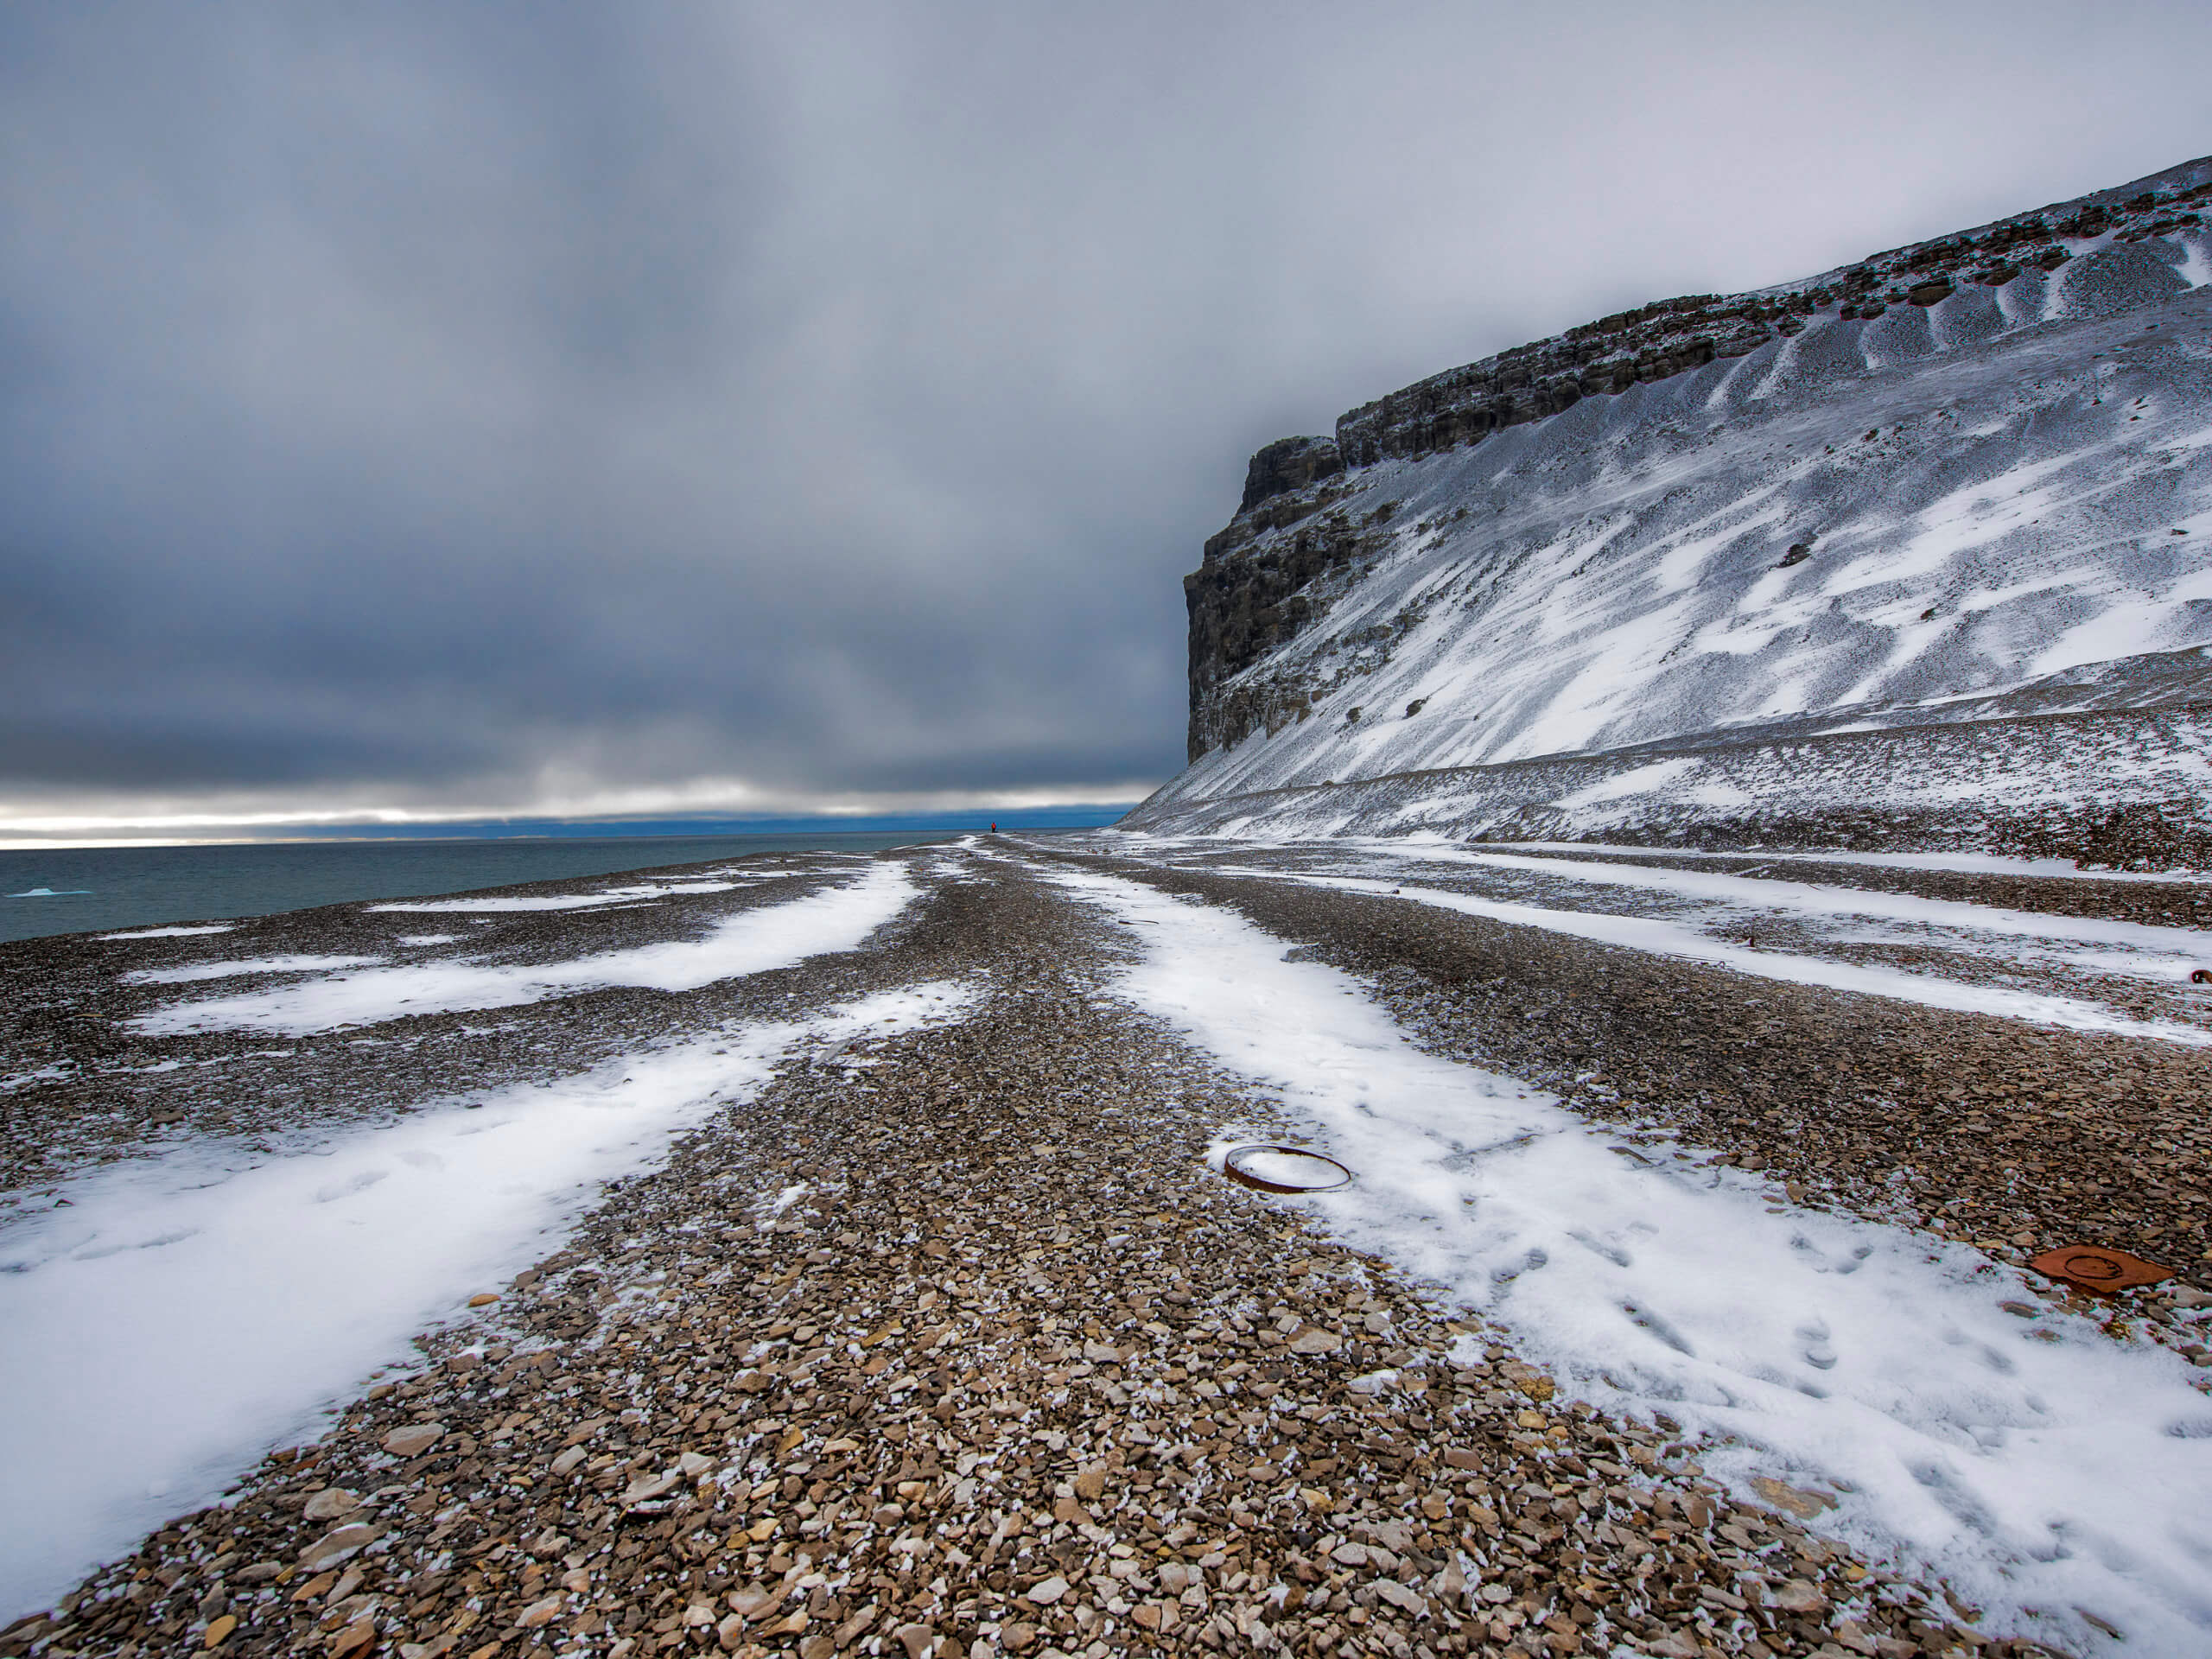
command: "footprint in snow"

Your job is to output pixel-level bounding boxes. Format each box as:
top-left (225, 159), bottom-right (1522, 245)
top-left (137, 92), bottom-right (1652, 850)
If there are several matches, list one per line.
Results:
top-left (314, 1168), bottom-right (391, 1203)
top-left (1568, 1230), bottom-right (1633, 1268)
top-left (1796, 1318), bottom-right (1839, 1370)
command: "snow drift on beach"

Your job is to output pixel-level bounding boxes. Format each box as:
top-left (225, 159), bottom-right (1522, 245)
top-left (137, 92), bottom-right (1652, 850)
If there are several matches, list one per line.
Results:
top-left (1052, 864), bottom-right (2212, 1656)
top-left (1418, 846), bottom-right (2212, 959)
top-left (0, 980), bottom-right (981, 1623)
top-left (365, 880), bottom-right (744, 913)
top-left (1492, 842), bottom-right (2212, 884)
top-left (122, 954), bottom-right (388, 985)
top-left (1225, 868), bottom-right (2212, 1046)
top-left (98, 925), bottom-right (236, 940)
top-left (130, 863), bottom-right (915, 1035)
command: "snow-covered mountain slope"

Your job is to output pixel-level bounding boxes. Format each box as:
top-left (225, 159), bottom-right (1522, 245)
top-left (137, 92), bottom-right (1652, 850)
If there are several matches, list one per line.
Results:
top-left (1135, 156), bottom-right (2212, 860)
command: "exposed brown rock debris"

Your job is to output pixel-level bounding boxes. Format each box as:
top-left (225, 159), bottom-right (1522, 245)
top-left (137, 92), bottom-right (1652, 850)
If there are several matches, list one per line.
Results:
top-left (1043, 855), bottom-right (2211, 1374)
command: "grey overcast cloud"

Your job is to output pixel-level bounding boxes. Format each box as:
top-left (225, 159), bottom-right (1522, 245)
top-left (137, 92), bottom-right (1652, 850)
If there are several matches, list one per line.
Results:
top-left (4, 1), bottom-right (2209, 838)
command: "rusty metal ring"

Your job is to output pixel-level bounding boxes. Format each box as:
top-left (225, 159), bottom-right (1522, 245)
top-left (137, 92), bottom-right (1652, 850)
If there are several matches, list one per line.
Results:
top-left (2028, 1243), bottom-right (2170, 1294)
top-left (1223, 1144), bottom-right (1353, 1194)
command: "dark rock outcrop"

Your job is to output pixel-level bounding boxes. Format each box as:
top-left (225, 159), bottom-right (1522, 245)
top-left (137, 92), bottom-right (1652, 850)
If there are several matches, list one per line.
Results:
top-left (1332, 168), bottom-right (2208, 470)
top-left (1333, 301), bottom-right (1763, 467)
top-left (1238, 435), bottom-right (1344, 512)
top-left (1182, 495), bottom-right (1402, 761)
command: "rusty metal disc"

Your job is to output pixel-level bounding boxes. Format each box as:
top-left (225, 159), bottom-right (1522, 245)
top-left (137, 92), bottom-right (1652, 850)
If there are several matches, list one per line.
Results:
top-left (1223, 1144), bottom-right (1353, 1194)
top-left (2027, 1244), bottom-right (2171, 1294)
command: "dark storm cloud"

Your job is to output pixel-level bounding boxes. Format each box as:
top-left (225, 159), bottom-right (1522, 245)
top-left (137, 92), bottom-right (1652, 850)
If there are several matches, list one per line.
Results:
top-left (5, 1), bottom-right (2210, 825)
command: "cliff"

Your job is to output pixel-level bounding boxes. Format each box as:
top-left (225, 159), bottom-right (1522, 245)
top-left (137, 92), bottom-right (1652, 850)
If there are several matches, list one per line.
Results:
top-left (1140, 154), bottom-right (2212, 861)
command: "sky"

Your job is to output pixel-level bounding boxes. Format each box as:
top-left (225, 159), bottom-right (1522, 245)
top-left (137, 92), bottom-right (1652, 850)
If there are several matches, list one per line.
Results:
top-left (4, 2), bottom-right (2209, 842)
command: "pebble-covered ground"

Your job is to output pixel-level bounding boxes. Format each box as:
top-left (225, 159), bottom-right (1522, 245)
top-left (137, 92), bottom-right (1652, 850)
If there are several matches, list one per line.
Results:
top-left (0, 864), bottom-right (855, 1201)
top-left (10, 839), bottom-right (2204, 1659)
top-left (1029, 849), bottom-right (2212, 1367)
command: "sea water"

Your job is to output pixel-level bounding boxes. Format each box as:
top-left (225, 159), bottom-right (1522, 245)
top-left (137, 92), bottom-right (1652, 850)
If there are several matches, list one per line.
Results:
top-left (0, 819), bottom-right (1110, 944)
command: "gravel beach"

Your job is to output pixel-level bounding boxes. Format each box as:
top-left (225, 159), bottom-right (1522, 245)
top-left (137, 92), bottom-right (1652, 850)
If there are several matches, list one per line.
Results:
top-left (7, 840), bottom-right (2204, 1659)
top-left (1031, 849), bottom-right (2212, 1357)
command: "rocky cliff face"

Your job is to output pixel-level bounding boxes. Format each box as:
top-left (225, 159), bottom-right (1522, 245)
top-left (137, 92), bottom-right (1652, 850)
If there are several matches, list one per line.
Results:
top-left (1328, 166), bottom-right (2208, 472)
top-left (1156, 155), bottom-right (2212, 856)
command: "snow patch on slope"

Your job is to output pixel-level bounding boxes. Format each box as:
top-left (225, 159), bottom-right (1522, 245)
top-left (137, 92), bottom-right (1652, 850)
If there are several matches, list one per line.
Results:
top-left (1169, 283), bottom-right (2212, 809)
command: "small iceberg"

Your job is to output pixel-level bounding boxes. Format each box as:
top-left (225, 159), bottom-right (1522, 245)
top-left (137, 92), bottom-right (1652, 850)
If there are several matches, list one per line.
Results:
top-left (8, 887), bottom-right (92, 898)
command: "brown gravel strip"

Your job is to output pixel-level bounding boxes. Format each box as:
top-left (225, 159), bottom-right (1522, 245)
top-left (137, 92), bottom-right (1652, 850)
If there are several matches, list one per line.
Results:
top-left (1462, 848), bottom-right (2212, 935)
top-left (1, 855), bottom-right (2033, 1659)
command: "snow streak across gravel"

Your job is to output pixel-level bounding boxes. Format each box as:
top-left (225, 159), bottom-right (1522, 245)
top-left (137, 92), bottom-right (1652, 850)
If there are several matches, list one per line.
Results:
top-left (1422, 847), bottom-right (2212, 966)
top-left (1052, 865), bottom-right (2212, 1656)
top-left (1494, 842), bottom-right (2212, 884)
top-left (1233, 869), bottom-right (2212, 1047)
top-left (130, 863), bottom-right (915, 1035)
top-left (121, 954), bottom-right (389, 985)
top-left (0, 980), bottom-right (981, 1623)
top-left (97, 925), bottom-right (237, 940)
top-left (365, 880), bottom-right (744, 913)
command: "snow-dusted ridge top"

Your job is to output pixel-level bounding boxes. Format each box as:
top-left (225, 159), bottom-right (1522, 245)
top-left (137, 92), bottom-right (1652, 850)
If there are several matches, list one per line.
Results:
top-left (1153, 155), bottom-right (2212, 856)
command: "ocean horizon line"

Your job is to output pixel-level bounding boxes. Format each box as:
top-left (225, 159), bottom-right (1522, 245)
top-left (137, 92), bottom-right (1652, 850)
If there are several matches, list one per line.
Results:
top-left (0, 804), bottom-right (1138, 853)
